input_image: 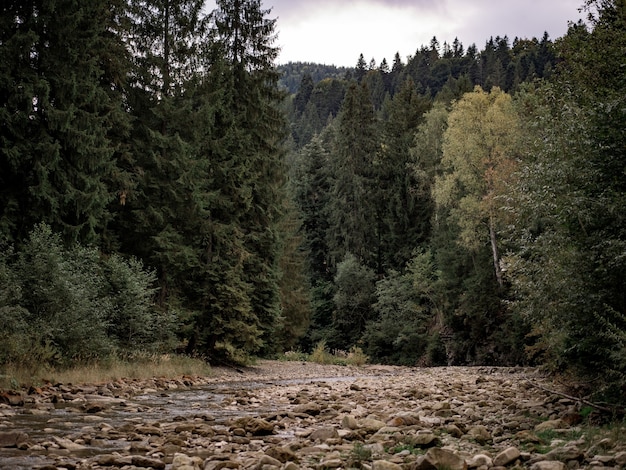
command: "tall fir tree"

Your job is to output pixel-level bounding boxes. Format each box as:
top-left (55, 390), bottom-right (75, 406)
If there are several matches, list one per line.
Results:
top-left (379, 77), bottom-right (431, 269)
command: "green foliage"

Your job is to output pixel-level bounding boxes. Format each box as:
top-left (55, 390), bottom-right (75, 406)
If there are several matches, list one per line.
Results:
top-left (330, 254), bottom-right (377, 349)
top-left (348, 442), bottom-right (372, 467)
top-left (0, 224), bottom-right (172, 369)
top-left (504, 0), bottom-right (626, 400)
top-left (309, 340), bottom-right (335, 365)
top-left (0, 0), bottom-right (129, 245)
top-left (346, 346), bottom-right (369, 366)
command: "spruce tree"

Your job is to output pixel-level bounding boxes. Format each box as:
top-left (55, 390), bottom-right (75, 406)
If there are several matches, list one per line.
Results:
top-left (326, 81), bottom-right (381, 272)
top-left (379, 78), bottom-right (431, 269)
top-left (208, 0), bottom-right (288, 359)
top-left (0, 0), bottom-right (128, 245)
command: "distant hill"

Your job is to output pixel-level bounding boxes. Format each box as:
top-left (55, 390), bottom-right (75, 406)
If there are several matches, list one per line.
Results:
top-left (277, 62), bottom-right (354, 94)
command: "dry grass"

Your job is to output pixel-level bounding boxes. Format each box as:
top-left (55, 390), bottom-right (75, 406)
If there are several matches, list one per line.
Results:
top-left (0, 354), bottom-right (213, 389)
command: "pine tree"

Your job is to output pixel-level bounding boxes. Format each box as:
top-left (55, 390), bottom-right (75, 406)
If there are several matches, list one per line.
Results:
top-left (114, 0), bottom-right (207, 302)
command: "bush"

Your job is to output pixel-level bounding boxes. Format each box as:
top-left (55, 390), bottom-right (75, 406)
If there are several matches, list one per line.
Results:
top-left (0, 224), bottom-right (173, 370)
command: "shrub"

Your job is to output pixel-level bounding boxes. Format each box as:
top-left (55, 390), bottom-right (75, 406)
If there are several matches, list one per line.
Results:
top-left (309, 340), bottom-right (335, 364)
top-left (0, 223), bottom-right (173, 370)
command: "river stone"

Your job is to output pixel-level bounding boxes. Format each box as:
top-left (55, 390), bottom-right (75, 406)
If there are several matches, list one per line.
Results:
top-left (52, 436), bottom-right (87, 451)
top-left (446, 424), bottom-right (464, 438)
top-left (204, 459), bottom-right (242, 470)
top-left (534, 419), bottom-right (568, 431)
top-left (0, 431), bottom-right (29, 448)
top-left (615, 451), bottom-right (626, 465)
top-left (233, 417), bottom-right (275, 435)
top-left (530, 461), bottom-right (566, 470)
top-left (467, 454), bottom-right (493, 468)
top-left (293, 402), bottom-right (321, 415)
top-left (359, 418), bottom-right (387, 432)
top-left (410, 431), bottom-right (440, 448)
top-left (342, 415), bottom-right (359, 429)
top-left (310, 426), bottom-right (339, 442)
top-left (493, 447), bottom-right (521, 466)
top-left (545, 445), bottom-right (584, 461)
top-left (265, 445), bottom-right (298, 462)
top-left (372, 460), bottom-right (403, 470)
top-left (413, 447), bottom-right (468, 470)
top-left (135, 424), bottom-right (163, 436)
top-left (257, 454), bottom-right (282, 469)
top-left (172, 453), bottom-right (203, 470)
top-left (0, 391), bottom-right (24, 406)
top-left (132, 455), bottom-right (166, 469)
top-left (467, 425), bottom-right (492, 444)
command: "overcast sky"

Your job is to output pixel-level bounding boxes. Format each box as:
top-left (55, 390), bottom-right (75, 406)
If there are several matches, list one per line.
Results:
top-left (206, 1), bottom-right (588, 67)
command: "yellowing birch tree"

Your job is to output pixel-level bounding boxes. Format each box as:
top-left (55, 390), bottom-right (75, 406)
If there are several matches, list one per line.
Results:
top-left (433, 86), bottom-right (520, 287)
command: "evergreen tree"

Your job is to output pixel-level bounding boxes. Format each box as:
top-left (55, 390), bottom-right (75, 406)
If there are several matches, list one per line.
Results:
top-left (326, 82), bottom-right (380, 272)
top-left (209, 0), bottom-right (288, 359)
top-left (114, 0), bottom-right (207, 315)
top-left (379, 78), bottom-right (431, 269)
top-left (507, 0), bottom-right (626, 399)
top-left (0, 0), bottom-right (129, 245)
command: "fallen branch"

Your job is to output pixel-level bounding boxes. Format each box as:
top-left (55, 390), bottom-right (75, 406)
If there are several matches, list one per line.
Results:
top-left (524, 380), bottom-right (619, 415)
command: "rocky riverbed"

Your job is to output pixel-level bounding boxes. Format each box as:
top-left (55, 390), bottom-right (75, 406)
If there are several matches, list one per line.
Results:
top-left (0, 361), bottom-right (624, 470)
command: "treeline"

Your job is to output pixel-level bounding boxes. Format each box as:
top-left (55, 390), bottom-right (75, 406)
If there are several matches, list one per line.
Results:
top-left (284, 32), bottom-right (556, 149)
top-left (286, 1), bottom-right (626, 402)
top-left (0, 0), bottom-right (303, 367)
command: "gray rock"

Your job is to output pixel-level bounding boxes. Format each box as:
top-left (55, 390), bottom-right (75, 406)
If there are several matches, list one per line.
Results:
top-left (372, 460), bottom-right (403, 470)
top-left (310, 427), bottom-right (339, 442)
top-left (413, 447), bottom-right (468, 470)
top-left (493, 447), bottom-right (520, 467)
top-left (0, 431), bottom-right (29, 448)
top-left (293, 402), bottom-right (322, 415)
top-left (534, 419), bottom-right (569, 431)
top-left (530, 462), bottom-right (566, 470)
top-left (467, 425), bottom-right (492, 444)
top-left (171, 452), bottom-right (203, 470)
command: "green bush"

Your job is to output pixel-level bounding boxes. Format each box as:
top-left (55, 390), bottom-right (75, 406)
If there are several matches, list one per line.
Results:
top-left (0, 224), bottom-right (174, 369)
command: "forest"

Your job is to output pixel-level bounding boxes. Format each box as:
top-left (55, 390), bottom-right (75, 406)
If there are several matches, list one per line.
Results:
top-left (1, 0), bottom-right (625, 403)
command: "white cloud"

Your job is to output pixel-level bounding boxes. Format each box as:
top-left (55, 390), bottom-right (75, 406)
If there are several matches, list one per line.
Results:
top-left (206, 0), bottom-right (586, 66)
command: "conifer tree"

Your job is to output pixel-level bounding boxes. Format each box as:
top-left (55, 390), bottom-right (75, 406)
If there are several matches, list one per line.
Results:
top-left (114, 0), bottom-right (207, 305)
top-left (209, 0), bottom-right (288, 358)
top-left (327, 82), bottom-right (380, 272)
top-left (379, 78), bottom-right (431, 269)
top-left (0, 0), bottom-right (129, 245)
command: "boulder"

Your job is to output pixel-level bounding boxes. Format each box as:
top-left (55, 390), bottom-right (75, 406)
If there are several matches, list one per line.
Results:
top-left (530, 462), bottom-right (566, 470)
top-left (413, 448), bottom-right (468, 470)
top-left (493, 447), bottom-right (521, 467)
top-left (0, 431), bottom-right (29, 448)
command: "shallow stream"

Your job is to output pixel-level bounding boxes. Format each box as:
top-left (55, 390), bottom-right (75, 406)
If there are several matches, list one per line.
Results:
top-left (0, 376), bottom-right (358, 469)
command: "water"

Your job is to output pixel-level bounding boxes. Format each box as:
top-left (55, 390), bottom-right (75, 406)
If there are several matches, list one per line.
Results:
top-left (0, 375), bottom-right (363, 469)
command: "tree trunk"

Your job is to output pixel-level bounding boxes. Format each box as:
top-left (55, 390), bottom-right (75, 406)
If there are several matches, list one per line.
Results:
top-left (489, 215), bottom-right (503, 287)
